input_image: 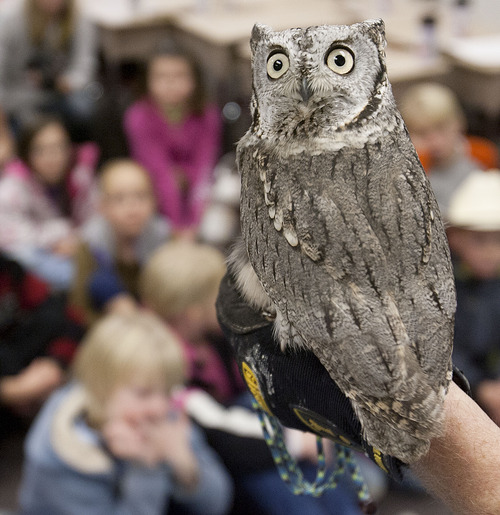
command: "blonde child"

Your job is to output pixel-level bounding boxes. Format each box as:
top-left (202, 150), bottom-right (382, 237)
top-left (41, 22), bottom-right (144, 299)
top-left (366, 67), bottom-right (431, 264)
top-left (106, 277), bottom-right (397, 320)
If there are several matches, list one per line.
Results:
top-left (399, 82), bottom-right (497, 218)
top-left (18, 311), bottom-right (233, 514)
top-left (123, 42), bottom-right (222, 239)
top-left (139, 240), bottom-right (241, 403)
top-left (70, 158), bottom-right (170, 326)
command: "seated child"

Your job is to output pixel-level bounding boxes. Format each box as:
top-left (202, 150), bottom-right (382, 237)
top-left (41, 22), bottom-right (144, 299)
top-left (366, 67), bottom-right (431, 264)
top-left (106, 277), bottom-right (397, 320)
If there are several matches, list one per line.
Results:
top-left (0, 0), bottom-right (99, 140)
top-left (399, 82), bottom-right (495, 218)
top-left (123, 41), bottom-right (222, 239)
top-left (18, 311), bottom-right (233, 515)
top-left (139, 240), bottom-right (243, 404)
top-left (446, 169), bottom-right (500, 425)
top-left (0, 115), bottom-right (98, 290)
top-left (0, 252), bottom-right (83, 432)
top-left (69, 158), bottom-right (170, 326)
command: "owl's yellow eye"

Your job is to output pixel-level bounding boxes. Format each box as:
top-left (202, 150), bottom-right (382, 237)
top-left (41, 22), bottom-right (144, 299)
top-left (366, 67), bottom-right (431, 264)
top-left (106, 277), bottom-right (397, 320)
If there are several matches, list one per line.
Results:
top-left (326, 47), bottom-right (354, 75)
top-left (267, 52), bottom-right (289, 79)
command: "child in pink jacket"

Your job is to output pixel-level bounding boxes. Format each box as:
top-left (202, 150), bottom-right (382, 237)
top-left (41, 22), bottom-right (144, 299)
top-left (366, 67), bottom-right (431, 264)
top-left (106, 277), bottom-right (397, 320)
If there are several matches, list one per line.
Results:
top-left (124, 42), bottom-right (222, 239)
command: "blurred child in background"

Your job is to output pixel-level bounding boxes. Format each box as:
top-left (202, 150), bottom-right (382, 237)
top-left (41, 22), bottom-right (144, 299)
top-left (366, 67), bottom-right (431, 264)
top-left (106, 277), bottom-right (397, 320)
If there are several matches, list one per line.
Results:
top-left (0, 115), bottom-right (98, 290)
top-left (139, 240), bottom-right (364, 515)
top-left (124, 42), bottom-right (222, 240)
top-left (69, 158), bottom-right (169, 327)
top-left (0, 0), bottom-right (99, 139)
top-left (399, 82), bottom-right (498, 219)
top-left (140, 240), bottom-right (241, 404)
top-left (0, 252), bottom-right (83, 432)
top-left (446, 170), bottom-right (500, 426)
top-left (18, 311), bottom-right (233, 514)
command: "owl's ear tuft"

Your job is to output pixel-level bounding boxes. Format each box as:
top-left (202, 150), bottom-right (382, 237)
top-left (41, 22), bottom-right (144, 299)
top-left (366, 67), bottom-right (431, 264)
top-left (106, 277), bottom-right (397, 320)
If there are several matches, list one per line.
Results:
top-left (250, 23), bottom-right (272, 54)
top-left (251, 23), bottom-right (272, 42)
top-left (361, 18), bottom-right (386, 48)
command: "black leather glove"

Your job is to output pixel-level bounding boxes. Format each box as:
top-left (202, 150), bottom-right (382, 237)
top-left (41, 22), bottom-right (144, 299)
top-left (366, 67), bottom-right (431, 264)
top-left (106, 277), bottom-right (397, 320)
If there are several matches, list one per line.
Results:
top-left (217, 272), bottom-right (471, 481)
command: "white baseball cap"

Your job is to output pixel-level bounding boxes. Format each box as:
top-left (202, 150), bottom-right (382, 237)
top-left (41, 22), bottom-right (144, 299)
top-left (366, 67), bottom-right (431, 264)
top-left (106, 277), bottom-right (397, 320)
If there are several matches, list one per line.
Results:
top-left (447, 170), bottom-right (500, 231)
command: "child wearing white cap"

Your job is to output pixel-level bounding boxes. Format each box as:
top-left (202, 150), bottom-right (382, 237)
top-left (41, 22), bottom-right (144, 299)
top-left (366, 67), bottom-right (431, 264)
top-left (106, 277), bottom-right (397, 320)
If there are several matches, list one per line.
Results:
top-left (446, 170), bottom-right (500, 424)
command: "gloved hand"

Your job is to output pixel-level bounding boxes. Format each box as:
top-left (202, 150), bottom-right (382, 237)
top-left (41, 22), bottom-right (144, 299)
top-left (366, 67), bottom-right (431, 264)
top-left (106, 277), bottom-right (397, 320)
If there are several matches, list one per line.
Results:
top-left (217, 272), bottom-right (470, 481)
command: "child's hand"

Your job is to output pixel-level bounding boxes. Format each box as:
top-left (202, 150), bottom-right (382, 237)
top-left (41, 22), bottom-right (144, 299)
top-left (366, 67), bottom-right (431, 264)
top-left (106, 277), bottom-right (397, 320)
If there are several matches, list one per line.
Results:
top-left (146, 409), bottom-right (200, 488)
top-left (102, 383), bottom-right (199, 485)
top-left (102, 417), bottom-right (158, 466)
top-left (284, 428), bottom-right (323, 464)
top-left (0, 357), bottom-right (64, 410)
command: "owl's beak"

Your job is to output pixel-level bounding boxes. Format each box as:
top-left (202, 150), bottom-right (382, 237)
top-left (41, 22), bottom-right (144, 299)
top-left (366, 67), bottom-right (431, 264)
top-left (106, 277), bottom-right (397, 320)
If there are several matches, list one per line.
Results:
top-left (300, 77), bottom-right (311, 103)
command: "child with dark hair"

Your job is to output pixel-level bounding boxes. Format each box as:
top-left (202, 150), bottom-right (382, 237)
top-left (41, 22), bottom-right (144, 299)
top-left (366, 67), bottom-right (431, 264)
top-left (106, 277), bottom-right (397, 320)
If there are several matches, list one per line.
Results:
top-left (123, 41), bottom-right (222, 239)
top-left (0, 115), bottom-right (98, 290)
top-left (0, 252), bottom-right (83, 432)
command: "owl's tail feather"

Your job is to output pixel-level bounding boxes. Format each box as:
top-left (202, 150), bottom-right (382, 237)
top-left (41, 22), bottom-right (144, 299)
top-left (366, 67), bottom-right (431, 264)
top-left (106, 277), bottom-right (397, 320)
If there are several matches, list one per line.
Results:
top-left (354, 392), bottom-right (445, 464)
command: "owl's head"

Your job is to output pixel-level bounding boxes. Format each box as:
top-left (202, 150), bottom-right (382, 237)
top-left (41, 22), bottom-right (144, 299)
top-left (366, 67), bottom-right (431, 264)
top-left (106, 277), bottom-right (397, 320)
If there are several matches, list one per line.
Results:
top-left (249, 20), bottom-right (390, 138)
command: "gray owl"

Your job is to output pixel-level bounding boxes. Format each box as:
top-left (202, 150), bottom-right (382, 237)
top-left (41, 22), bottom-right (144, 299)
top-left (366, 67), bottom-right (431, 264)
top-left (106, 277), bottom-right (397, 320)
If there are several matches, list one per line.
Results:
top-left (229, 19), bottom-right (456, 464)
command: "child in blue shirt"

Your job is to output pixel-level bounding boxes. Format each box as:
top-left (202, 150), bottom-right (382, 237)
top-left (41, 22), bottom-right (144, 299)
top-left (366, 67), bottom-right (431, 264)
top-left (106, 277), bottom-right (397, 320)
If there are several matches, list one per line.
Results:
top-left (18, 311), bottom-right (233, 514)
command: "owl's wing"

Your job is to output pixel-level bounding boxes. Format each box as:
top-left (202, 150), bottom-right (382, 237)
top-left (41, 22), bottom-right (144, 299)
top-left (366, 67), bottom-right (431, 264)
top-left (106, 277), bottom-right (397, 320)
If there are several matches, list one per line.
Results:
top-left (239, 138), bottom-right (455, 459)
